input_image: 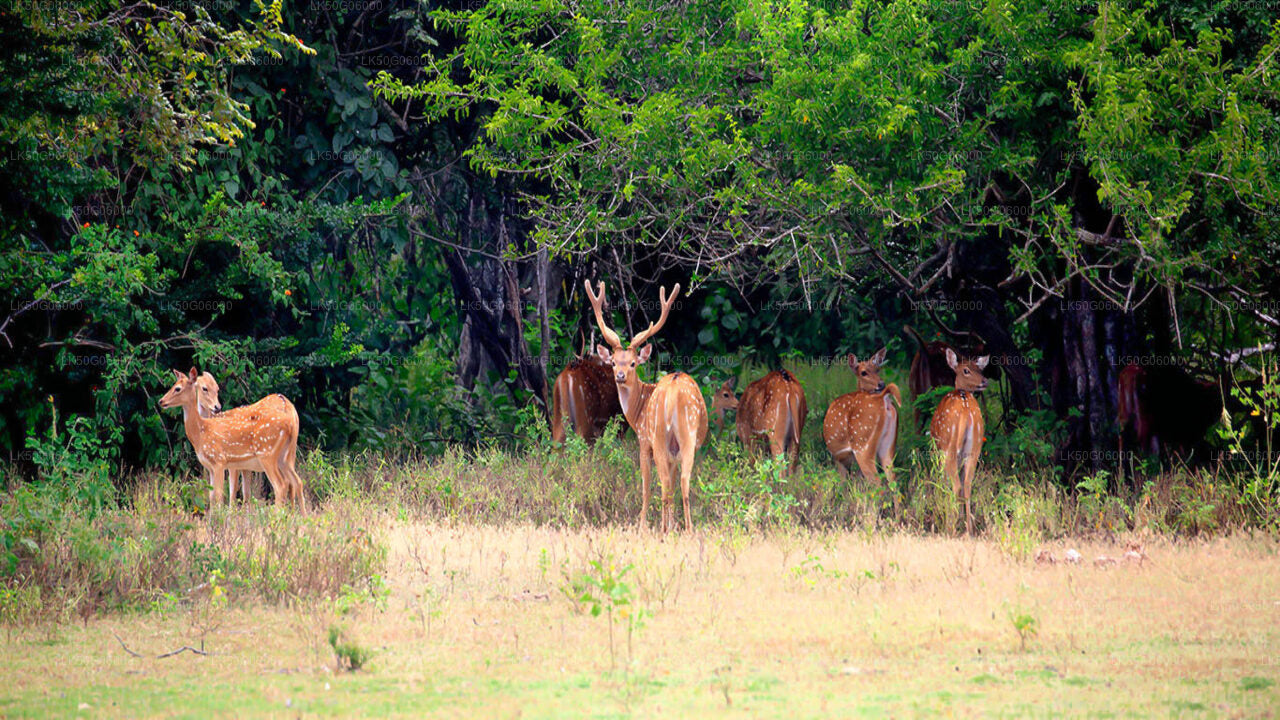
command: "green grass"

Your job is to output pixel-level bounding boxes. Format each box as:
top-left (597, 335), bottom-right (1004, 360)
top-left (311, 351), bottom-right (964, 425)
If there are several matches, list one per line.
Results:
top-left (3, 521), bottom-right (1278, 717)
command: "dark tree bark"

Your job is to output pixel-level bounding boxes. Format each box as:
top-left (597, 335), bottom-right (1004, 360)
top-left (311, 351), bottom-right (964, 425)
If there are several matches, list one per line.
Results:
top-left (439, 195), bottom-right (549, 412)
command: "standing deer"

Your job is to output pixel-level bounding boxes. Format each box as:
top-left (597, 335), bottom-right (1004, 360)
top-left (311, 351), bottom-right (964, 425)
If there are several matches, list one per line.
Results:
top-left (710, 370), bottom-right (808, 473)
top-left (159, 368), bottom-right (305, 509)
top-left (1117, 363), bottom-right (1227, 465)
top-left (584, 280), bottom-right (708, 532)
top-left (550, 355), bottom-right (624, 444)
top-left (822, 349), bottom-right (901, 506)
top-left (197, 371), bottom-right (302, 503)
top-left (929, 349), bottom-right (989, 535)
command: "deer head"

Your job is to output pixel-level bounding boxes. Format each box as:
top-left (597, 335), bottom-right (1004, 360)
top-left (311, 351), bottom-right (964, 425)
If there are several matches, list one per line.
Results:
top-left (946, 348), bottom-right (989, 393)
top-left (849, 348), bottom-right (889, 393)
top-left (711, 378), bottom-right (739, 431)
top-left (584, 280), bottom-right (679, 388)
top-left (159, 368), bottom-right (221, 415)
top-left (197, 372), bottom-right (223, 415)
top-left (711, 379), bottom-right (739, 414)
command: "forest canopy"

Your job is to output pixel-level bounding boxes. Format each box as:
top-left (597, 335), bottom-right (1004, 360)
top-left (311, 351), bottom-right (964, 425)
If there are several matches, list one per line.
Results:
top-left (2, 0), bottom-right (1278, 479)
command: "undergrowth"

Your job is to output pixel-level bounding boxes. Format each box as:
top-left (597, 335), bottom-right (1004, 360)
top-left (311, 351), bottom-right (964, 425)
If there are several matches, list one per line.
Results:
top-left (2, 388), bottom-right (1278, 627)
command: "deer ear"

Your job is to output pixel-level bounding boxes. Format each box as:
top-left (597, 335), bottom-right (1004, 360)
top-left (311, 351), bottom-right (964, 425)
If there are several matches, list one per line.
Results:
top-left (188, 367), bottom-right (198, 381)
top-left (873, 347), bottom-right (888, 367)
top-left (945, 348), bottom-right (959, 370)
top-left (596, 344), bottom-right (613, 364)
top-left (637, 344), bottom-right (654, 363)
top-left (172, 369), bottom-right (186, 382)
top-left (975, 355), bottom-right (990, 369)
top-left (848, 354), bottom-right (859, 369)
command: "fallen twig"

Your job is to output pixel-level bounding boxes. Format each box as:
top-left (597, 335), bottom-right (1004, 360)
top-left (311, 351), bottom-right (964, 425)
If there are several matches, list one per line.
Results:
top-left (112, 631), bottom-right (143, 658)
top-left (157, 645), bottom-right (208, 659)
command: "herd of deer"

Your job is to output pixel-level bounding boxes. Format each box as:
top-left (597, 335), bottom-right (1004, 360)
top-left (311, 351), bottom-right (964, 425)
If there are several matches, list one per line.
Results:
top-left (159, 280), bottom-right (996, 532)
top-left (550, 282), bottom-right (992, 534)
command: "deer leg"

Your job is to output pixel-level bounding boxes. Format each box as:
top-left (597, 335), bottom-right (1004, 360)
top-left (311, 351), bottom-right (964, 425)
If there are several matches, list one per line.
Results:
top-left (787, 445), bottom-right (801, 477)
top-left (831, 450), bottom-right (852, 480)
top-left (278, 456), bottom-right (305, 510)
top-left (284, 440), bottom-right (304, 508)
top-left (879, 452), bottom-right (899, 512)
top-left (853, 447), bottom-right (889, 511)
top-left (961, 452), bottom-right (979, 536)
top-left (768, 433), bottom-right (786, 464)
top-left (679, 444), bottom-right (696, 533)
top-left (852, 447), bottom-right (878, 484)
top-left (653, 448), bottom-right (674, 533)
top-left (941, 451), bottom-right (961, 533)
top-left (638, 442), bottom-right (653, 529)
top-left (209, 464), bottom-right (227, 508)
top-left (878, 431), bottom-right (900, 511)
top-left (275, 455), bottom-right (296, 507)
top-left (259, 457), bottom-right (289, 507)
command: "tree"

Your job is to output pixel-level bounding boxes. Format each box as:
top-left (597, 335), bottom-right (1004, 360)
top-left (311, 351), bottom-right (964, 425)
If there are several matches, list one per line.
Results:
top-left (379, 0), bottom-right (1280, 460)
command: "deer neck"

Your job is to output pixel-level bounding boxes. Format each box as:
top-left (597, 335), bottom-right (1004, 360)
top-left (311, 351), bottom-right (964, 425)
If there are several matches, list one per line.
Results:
top-left (180, 401), bottom-right (206, 449)
top-left (616, 378), bottom-right (656, 430)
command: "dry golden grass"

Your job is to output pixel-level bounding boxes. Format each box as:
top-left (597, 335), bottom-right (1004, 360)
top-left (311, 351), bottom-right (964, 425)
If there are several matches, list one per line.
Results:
top-left (3, 522), bottom-right (1279, 718)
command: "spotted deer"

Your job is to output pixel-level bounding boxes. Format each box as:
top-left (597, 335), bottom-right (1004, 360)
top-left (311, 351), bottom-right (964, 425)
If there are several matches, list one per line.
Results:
top-left (550, 355), bottom-right (624, 444)
top-left (929, 349), bottom-right (989, 534)
top-left (585, 280), bottom-right (708, 532)
top-left (711, 370), bottom-right (808, 473)
top-left (197, 371), bottom-right (305, 503)
top-left (159, 368), bottom-right (305, 509)
top-left (822, 349), bottom-right (901, 507)
top-left (194, 372), bottom-right (260, 502)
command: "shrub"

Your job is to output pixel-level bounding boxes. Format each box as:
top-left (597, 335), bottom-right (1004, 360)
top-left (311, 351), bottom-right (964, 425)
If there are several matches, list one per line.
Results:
top-left (0, 476), bottom-right (386, 622)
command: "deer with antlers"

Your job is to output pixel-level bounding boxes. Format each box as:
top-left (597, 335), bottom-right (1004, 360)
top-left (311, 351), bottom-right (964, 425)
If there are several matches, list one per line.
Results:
top-left (584, 280), bottom-right (707, 532)
top-left (929, 349), bottom-right (989, 535)
top-left (822, 349), bottom-right (901, 506)
top-left (550, 355), bottom-right (624, 444)
top-left (160, 368), bottom-right (305, 509)
top-left (710, 370), bottom-right (808, 473)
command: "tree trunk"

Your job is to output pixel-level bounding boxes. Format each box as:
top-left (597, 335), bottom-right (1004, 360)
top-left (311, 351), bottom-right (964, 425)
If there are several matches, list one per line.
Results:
top-left (441, 196), bottom-right (549, 412)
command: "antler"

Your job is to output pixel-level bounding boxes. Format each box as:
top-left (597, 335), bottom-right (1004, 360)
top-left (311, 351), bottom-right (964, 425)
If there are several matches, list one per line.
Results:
top-left (583, 280), bottom-right (623, 350)
top-left (629, 284), bottom-right (680, 349)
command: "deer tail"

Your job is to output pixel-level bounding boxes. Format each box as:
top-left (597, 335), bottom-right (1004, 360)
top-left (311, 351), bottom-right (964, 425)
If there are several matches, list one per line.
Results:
top-left (885, 383), bottom-right (902, 407)
top-left (786, 391), bottom-right (803, 452)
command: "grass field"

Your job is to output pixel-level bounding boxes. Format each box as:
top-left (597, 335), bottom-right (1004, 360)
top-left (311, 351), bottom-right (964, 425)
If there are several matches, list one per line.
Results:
top-left (3, 516), bottom-right (1278, 718)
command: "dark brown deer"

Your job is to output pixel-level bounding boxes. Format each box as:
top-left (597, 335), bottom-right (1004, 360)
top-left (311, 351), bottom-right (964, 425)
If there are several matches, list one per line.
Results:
top-left (903, 325), bottom-right (997, 427)
top-left (1117, 364), bottom-right (1225, 462)
top-left (550, 355), bottom-right (623, 444)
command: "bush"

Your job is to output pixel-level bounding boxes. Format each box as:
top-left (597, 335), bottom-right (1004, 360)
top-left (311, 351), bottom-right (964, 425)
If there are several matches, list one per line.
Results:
top-left (0, 476), bottom-right (386, 622)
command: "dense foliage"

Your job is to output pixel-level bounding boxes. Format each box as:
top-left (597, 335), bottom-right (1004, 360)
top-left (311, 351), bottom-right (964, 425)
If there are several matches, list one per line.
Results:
top-left (1, 0), bottom-right (1278, 489)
